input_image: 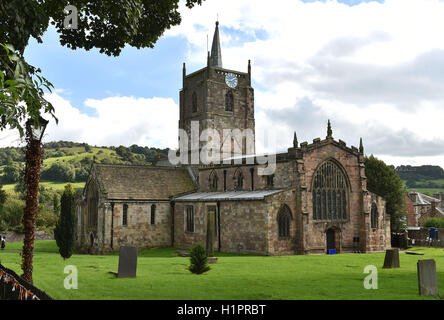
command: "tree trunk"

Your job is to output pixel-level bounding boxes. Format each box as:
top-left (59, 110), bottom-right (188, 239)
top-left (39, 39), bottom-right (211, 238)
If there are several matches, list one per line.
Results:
top-left (21, 129), bottom-right (42, 283)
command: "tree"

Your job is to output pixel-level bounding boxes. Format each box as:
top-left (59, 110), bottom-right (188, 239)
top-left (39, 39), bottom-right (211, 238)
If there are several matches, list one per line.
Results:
top-left (365, 155), bottom-right (406, 232)
top-left (54, 184), bottom-right (76, 260)
top-left (188, 243), bottom-right (210, 275)
top-left (0, 184), bottom-right (7, 208)
top-left (1, 0), bottom-right (204, 283)
top-left (2, 163), bottom-right (21, 184)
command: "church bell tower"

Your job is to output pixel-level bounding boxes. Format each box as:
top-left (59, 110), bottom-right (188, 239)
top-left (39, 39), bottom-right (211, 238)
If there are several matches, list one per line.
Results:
top-left (179, 21), bottom-right (255, 164)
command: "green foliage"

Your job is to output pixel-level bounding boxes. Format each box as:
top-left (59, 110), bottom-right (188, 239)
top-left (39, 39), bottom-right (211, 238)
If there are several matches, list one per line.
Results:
top-left (36, 204), bottom-right (58, 233)
top-left (41, 162), bottom-right (76, 182)
top-left (424, 218), bottom-right (444, 229)
top-left (0, 185), bottom-right (7, 207)
top-left (0, 196), bottom-right (25, 230)
top-left (188, 243), bottom-right (210, 274)
top-left (54, 184), bottom-right (76, 259)
top-left (365, 155), bottom-right (406, 232)
top-left (2, 163), bottom-right (21, 183)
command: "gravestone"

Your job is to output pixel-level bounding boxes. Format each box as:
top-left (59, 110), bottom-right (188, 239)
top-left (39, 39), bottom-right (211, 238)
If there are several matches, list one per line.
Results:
top-left (117, 246), bottom-right (138, 278)
top-left (417, 259), bottom-right (438, 297)
top-left (383, 248), bottom-right (400, 268)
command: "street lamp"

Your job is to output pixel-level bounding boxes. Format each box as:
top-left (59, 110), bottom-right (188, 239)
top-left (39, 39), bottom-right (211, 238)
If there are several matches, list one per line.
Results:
top-left (22, 115), bottom-right (48, 283)
top-left (26, 115), bottom-right (49, 142)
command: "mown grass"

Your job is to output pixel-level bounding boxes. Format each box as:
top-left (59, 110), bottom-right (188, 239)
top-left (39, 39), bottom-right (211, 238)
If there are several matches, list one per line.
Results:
top-left (1, 241), bottom-right (443, 300)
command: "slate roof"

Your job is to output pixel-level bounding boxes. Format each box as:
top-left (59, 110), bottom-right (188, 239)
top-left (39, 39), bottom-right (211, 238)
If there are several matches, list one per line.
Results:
top-left (173, 189), bottom-right (285, 202)
top-left (91, 164), bottom-right (196, 201)
top-left (410, 192), bottom-right (440, 205)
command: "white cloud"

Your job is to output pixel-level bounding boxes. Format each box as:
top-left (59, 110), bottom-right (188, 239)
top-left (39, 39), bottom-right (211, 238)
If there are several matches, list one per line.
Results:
top-left (165, 0), bottom-right (444, 166)
top-left (0, 93), bottom-right (179, 149)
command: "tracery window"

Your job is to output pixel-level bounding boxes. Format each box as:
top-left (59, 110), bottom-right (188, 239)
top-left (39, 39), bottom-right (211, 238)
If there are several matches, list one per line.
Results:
top-left (225, 90), bottom-right (234, 112)
top-left (233, 168), bottom-right (244, 191)
top-left (278, 205), bottom-right (292, 238)
top-left (209, 170), bottom-right (218, 191)
top-left (312, 160), bottom-right (348, 221)
top-left (371, 203), bottom-right (378, 229)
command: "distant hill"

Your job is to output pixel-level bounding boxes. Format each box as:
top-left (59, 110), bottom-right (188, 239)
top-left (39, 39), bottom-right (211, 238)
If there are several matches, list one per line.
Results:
top-left (0, 141), bottom-right (170, 191)
top-left (391, 165), bottom-right (444, 196)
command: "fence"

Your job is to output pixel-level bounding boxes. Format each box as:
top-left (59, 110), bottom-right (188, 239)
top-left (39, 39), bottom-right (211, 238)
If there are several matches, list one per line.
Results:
top-left (407, 227), bottom-right (444, 248)
top-left (0, 263), bottom-right (53, 300)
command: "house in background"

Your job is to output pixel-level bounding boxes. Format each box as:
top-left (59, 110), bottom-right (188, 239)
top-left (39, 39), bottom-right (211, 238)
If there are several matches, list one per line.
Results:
top-left (405, 191), bottom-right (444, 229)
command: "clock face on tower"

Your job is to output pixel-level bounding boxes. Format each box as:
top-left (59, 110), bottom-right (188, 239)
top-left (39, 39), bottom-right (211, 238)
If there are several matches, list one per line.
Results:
top-left (225, 73), bottom-right (238, 88)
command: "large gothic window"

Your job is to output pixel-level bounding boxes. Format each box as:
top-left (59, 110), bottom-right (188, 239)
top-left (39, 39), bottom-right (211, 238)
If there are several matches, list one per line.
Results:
top-left (278, 204), bottom-right (292, 238)
top-left (371, 203), bottom-right (378, 229)
top-left (312, 160), bottom-right (349, 221)
top-left (233, 168), bottom-right (244, 191)
top-left (192, 92), bottom-right (198, 113)
top-left (209, 170), bottom-right (218, 191)
top-left (225, 90), bottom-right (234, 111)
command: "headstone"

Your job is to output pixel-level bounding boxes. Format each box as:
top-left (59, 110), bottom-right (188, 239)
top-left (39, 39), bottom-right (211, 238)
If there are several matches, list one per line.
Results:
top-left (417, 259), bottom-right (438, 297)
top-left (383, 248), bottom-right (400, 268)
top-left (117, 246), bottom-right (138, 278)
top-left (405, 251), bottom-right (424, 255)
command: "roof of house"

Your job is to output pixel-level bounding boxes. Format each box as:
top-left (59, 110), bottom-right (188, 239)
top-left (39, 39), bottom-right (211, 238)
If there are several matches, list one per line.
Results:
top-left (409, 192), bottom-right (441, 206)
top-left (173, 189), bottom-right (285, 202)
top-left (90, 164), bottom-right (196, 201)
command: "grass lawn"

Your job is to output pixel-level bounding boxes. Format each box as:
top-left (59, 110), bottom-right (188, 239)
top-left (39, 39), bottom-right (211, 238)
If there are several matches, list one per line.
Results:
top-left (0, 241), bottom-right (443, 300)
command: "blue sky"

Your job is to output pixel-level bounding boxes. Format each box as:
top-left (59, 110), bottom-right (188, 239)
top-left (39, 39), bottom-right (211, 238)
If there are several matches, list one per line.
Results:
top-left (3, 0), bottom-right (444, 167)
top-left (24, 0), bottom-right (384, 116)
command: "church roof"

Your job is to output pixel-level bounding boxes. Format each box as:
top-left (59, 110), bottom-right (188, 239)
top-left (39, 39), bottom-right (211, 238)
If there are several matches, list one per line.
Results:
top-left (90, 164), bottom-right (196, 201)
top-left (173, 189), bottom-right (285, 202)
top-left (210, 21), bottom-right (222, 68)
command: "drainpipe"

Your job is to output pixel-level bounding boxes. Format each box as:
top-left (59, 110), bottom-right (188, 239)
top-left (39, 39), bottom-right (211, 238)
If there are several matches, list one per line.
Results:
top-left (217, 201), bottom-right (221, 251)
top-left (110, 203), bottom-right (114, 250)
top-left (171, 202), bottom-right (175, 247)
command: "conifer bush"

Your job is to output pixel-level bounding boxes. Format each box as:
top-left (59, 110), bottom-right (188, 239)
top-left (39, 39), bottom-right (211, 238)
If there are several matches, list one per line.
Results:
top-left (54, 184), bottom-right (76, 260)
top-left (188, 243), bottom-right (210, 274)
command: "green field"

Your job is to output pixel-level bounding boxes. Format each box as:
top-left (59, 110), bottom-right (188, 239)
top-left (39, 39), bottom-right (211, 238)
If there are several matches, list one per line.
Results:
top-left (1, 181), bottom-right (85, 191)
top-left (0, 241), bottom-right (443, 300)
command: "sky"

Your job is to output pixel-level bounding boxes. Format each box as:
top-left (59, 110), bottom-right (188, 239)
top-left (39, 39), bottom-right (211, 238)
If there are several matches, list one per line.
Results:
top-left (1, 0), bottom-right (444, 168)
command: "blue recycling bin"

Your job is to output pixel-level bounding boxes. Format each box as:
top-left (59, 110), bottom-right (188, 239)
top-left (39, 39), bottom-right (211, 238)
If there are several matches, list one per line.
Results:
top-left (327, 249), bottom-right (336, 255)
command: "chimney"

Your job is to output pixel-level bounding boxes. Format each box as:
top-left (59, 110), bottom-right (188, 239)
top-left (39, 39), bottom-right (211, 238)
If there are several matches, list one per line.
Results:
top-left (431, 201), bottom-right (437, 217)
top-left (433, 192), bottom-right (442, 204)
top-left (409, 192), bottom-right (418, 204)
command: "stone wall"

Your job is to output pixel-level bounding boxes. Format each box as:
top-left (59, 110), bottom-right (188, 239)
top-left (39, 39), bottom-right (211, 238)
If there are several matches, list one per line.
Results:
top-left (0, 231), bottom-right (53, 243)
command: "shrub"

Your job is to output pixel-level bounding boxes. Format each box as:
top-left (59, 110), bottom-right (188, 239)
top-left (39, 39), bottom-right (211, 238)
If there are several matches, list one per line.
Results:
top-left (54, 184), bottom-right (76, 260)
top-left (188, 243), bottom-right (210, 274)
top-left (424, 218), bottom-right (444, 228)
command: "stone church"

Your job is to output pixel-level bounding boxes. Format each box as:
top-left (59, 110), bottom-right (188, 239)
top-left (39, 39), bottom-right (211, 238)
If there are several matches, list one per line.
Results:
top-left (76, 22), bottom-right (390, 255)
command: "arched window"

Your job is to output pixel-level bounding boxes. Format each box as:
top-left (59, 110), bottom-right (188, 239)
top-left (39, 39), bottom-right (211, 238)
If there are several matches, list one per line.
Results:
top-left (151, 204), bottom-right (156, 225)
top-left (278, 205), bottom-right (292, 238)
top-left (123, 204), bottom-right (128, 226)
top-left (87, 180), bottom-right (99, 229)
top-left (192, 92), bottom-right (197, 113)
top-left (312, 160), bottom-right (349, 221)
top-left (233, 168), bottom-right (244, 191)
top-left (225, 90), bottom-right (234, 111)
top-left (209, 170), bottom-right (218, 191)
top-left (371, 203), bottom-right (378, 229)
